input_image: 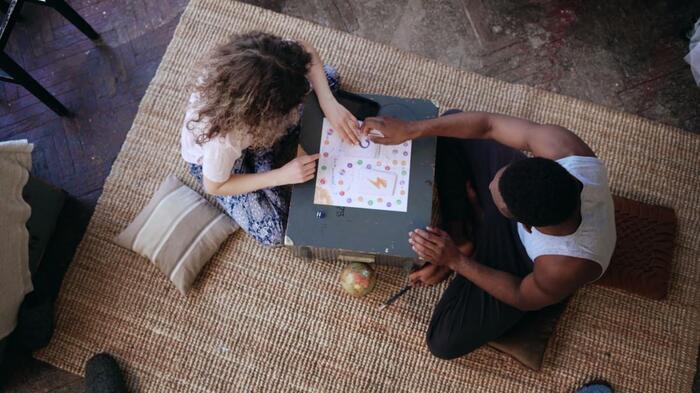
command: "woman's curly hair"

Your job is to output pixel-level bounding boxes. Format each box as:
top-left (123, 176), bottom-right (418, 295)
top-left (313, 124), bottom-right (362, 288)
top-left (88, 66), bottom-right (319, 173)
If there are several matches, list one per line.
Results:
top-left (188, 32), bottom-right (312, 148)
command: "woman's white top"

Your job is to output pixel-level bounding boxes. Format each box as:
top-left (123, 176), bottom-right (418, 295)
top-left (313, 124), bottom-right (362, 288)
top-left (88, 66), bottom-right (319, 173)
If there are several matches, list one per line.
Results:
top-left (180, 91), bottom-right (251, 183)
top-left (517, 155), bottom-right (616, 277)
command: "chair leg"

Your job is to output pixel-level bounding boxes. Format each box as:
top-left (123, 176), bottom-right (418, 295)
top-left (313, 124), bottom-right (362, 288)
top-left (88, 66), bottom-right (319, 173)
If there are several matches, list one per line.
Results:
top-left (47, 0), bottom-right (100, 40)
top-left (0, 53), bottom-right (71, 117)
top-left (1, 0), bottom-right (24, 22)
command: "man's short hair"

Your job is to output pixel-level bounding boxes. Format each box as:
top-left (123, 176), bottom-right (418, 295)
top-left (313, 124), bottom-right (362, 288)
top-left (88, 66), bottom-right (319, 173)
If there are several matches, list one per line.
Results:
top-left (498, 157), bottom-right (581, 227)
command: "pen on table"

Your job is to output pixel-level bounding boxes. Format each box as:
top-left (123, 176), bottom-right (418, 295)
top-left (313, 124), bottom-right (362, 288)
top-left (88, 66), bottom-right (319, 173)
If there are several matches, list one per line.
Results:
top-left (378, 284), bottom-right (413, 311)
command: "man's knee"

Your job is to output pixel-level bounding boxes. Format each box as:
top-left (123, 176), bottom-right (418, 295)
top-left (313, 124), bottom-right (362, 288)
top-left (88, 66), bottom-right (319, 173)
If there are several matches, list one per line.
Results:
top-left (426, 331), bottom-right (480, 360)
top-left (426, 316), bottom-right (483, 360)
top-left (426, 334), bottom-right (461, 360)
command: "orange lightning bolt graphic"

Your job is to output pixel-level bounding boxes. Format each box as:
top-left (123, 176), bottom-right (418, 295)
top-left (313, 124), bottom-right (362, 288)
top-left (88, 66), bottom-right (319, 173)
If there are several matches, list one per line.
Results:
top-left (369, 177), bottom-right (388, 189)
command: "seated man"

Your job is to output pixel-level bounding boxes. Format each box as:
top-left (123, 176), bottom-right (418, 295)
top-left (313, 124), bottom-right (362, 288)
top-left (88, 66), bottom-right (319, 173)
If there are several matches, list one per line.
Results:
top-left (361, 110), bottom-right (616, 359)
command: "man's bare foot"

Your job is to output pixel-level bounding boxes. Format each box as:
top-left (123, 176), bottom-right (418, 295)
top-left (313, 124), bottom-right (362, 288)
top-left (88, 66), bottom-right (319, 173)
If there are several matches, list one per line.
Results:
top-left (409, 263), bottom-right (453, 287)
top-left (458, 240), bottom-right (474, 257)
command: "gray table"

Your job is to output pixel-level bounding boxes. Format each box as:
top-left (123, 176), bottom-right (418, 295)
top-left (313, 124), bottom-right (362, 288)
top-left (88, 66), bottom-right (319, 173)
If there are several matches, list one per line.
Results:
top-left (285, 92), bottom-right (438, 267)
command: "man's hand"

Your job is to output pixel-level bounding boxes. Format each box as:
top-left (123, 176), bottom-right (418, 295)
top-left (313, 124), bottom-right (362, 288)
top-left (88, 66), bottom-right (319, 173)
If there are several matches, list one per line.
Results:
top-left (409, 263), bottom-right (453, 287)
top-left (361, 116), bottom-right (417, 145)
top-left (409, 227), bottom-right (462, 268)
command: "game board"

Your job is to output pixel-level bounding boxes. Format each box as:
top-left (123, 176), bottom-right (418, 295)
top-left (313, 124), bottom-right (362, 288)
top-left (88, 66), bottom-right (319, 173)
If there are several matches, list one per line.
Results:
top-left (314, 118), bottom-right (411, 212)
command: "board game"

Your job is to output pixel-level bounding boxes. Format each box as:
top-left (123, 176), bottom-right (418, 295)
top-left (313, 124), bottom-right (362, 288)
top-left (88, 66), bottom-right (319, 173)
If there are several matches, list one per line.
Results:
top-left (313, 118), bottom-right (411, 212)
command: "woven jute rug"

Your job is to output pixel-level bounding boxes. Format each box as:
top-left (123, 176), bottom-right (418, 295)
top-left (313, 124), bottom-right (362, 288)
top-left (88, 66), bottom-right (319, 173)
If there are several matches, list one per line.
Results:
top-left (36, 1), bottom-right (700, 391)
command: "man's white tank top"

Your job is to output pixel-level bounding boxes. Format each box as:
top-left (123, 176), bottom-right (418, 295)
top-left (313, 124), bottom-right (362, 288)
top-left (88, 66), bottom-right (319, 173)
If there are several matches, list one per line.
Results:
top-left (517, 156), bottom-right (616, 277)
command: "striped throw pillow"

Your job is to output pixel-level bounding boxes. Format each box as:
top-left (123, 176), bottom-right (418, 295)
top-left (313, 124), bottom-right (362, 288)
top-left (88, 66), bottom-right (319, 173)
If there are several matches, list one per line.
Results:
top-left (114, 175), bottom-right (237, 295)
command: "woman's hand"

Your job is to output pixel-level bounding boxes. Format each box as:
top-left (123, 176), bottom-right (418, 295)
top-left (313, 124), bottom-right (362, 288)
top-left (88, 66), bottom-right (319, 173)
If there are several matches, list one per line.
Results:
top-left (321, 99), bottom-right (361, 145)
top-left (299, 39), bottom-right (359, 144)
top-left (408, 263), bottom-right (453, 287)
top-left (409, 226), bottom-right (462, 268)
top-left (276, 153), bottom-right (319, 186)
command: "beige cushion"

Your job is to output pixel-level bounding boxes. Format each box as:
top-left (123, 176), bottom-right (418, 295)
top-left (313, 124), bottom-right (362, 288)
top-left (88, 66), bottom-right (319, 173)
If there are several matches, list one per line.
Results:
top-left (0, 140), bottom-right (34, 339)
top-left (114, 175), bottom-right (237, 295)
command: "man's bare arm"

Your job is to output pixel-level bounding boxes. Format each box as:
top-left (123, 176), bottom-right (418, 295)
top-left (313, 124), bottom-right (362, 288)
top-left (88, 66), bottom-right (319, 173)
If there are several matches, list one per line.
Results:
top-left (363, 112), bottom-right (595, 160)
top-left (448, 253), bottom-right (601, 311)
top-left (410, 227), bottom-right (602, 310)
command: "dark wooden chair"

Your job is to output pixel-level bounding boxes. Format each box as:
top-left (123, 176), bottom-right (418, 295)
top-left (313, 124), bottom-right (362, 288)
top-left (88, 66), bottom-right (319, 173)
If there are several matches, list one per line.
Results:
top-left (0, 0), bottom-right (100, 116)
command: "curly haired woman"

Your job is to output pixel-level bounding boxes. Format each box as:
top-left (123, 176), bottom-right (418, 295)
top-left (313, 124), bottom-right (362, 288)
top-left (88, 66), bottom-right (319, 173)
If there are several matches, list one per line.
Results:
top-left (181, 32), bottom-right (359, 246)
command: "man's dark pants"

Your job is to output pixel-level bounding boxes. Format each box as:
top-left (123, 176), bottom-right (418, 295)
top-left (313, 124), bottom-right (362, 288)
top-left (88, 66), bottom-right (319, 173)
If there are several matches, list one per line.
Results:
top-left (427, 109), bottom-right (533, 359)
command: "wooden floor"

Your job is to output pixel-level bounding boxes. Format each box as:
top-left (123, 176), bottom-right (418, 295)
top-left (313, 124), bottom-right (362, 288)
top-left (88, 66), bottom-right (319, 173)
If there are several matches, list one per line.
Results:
top-left (1, 0), bottom-right (698, 391)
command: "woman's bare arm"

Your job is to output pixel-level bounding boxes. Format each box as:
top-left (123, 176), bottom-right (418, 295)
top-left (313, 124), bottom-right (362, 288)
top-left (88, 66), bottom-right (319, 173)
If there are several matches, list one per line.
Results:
top-left (203, 152), bottom-right (319, 196)
top-left (298, 40), bottom-right (361, 144)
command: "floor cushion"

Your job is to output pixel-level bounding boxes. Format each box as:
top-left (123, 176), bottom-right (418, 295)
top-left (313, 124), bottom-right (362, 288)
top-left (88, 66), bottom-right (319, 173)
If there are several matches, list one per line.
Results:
top-left (489, 301), bottom-right (568, 370)
top-left (114, 175), bottom-right (238, 295)
top-left (0, 140), bottom-right (34, 341)
top-left (596, 196), bottom-right (676, 300)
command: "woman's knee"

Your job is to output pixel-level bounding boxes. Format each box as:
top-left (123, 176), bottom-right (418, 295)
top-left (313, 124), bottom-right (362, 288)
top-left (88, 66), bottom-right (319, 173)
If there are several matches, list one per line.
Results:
top-left (323, 64), bottom-right (341, 92)
top-left (252, 231), bottom-right (284, 247)
top-left (243, 212), bottom-right (287, 246)
top-left (245, 223), bottom-right (285, 246)
top-left (441, 108), bottom-right (463, 117)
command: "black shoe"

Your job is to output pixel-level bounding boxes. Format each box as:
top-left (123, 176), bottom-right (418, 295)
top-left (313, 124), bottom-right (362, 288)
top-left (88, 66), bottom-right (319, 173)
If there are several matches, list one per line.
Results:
top-left (13, 292), bottom-right (54, 351)
top-left (85, 353), bottom-right (128, 393)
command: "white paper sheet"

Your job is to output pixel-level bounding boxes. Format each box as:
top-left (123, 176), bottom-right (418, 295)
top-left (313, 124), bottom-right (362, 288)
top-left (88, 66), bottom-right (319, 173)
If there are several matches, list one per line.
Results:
top-left (314, 118), bottom-right (411, 212)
